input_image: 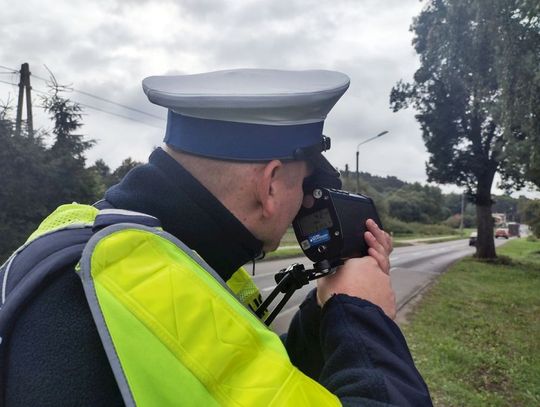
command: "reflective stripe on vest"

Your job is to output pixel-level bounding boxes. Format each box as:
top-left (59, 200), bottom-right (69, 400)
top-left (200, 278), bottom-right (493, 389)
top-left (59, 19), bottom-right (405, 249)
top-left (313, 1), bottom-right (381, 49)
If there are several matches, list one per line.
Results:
top-left (79, 224), bottom-right (340, 406)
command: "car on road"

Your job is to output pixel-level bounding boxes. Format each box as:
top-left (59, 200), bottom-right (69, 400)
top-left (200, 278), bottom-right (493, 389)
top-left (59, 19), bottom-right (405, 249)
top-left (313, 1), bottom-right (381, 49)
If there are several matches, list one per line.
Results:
top-left (469, 232), bottom-right (477, 246)
top-left (495, 228), bottom-right (509, 239)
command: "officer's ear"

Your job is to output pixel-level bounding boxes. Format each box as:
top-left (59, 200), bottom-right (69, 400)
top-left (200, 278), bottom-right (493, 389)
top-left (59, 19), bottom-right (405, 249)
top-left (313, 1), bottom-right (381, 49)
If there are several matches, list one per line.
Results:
top-left (257, 160), bottom-right (283, 219)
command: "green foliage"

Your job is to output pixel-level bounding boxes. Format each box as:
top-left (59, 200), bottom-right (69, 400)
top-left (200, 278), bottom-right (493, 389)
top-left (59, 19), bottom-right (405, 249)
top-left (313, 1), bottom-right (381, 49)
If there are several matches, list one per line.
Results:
top-left (494, 0), bottom-right (540, 189)
top-left (390, 0), bottom-right (540, 194)
top-left (384, 217), bottom-right (456, 237)
top-left (402, 239), bottom-right (540, 406)
top-left (111, 157), bottom-right (141, 183)
top-left (443, 193), bottom-right (463, 215)
top-left (0, 85), bottom-right (140, 261)
top-left (390, 0), bottom-right (540, 258)
top-left (444, 212), bottom-right (476, 229)
top-left (340, 171), bottom-right (452, 225)
top-left (391, 0), bottom-right (500, 197)
top-left (88, 157), bottom-right (142, 198)
top-left (0, 112), bottom-right (54, 259)
top-left (42, 92), bottom-right (93, 159)
top-left (520, 199), bottom-right (540, 236)
top-left (88, 159), bottom-right (113, 198)
top-left (387, 182), bottom-right (447, 223)
top-left (40, 88), bottom-right (100, 208)
top-left (354, 171), bottom-right (406, 194)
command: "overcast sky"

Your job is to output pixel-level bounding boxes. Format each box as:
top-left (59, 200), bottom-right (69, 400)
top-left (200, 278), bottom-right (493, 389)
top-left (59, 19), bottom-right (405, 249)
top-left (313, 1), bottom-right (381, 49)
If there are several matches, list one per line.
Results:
top-left (1, 0), bottom-right (538, 197)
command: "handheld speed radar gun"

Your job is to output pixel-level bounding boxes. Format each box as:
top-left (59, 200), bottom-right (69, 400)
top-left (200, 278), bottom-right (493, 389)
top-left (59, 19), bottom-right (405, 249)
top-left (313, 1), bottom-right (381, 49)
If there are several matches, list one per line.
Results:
top-left (257, 186), bottom-right (383, 325)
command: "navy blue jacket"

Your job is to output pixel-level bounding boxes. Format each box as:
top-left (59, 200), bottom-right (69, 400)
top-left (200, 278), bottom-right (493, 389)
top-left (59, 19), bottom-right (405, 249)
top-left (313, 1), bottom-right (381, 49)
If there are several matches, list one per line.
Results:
top-left (5, 148), bottom-right (431, 406)
top-left (285, 290), bottom-right (432, 405)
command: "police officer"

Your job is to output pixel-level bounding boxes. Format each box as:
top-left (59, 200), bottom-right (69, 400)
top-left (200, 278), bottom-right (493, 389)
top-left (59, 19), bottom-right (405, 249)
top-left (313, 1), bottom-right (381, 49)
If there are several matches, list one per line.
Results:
top-left (3, 69), bottom-right (432, 405)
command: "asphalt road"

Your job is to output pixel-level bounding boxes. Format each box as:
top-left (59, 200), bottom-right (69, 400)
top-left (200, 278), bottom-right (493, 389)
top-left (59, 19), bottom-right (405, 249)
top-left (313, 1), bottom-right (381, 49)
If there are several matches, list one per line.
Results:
top-left (252, 238), bottom-right (509, 334)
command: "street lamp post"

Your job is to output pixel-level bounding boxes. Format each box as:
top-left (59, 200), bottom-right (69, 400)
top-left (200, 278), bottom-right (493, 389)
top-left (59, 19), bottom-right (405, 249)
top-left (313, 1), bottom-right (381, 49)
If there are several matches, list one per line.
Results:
top-left (355, 130), bottom-right (389, 192)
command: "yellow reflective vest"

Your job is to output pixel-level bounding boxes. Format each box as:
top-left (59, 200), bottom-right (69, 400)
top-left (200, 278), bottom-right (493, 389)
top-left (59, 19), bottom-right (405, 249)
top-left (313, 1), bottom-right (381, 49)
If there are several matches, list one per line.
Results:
top-left (36, 204), bottom-right (340, 406)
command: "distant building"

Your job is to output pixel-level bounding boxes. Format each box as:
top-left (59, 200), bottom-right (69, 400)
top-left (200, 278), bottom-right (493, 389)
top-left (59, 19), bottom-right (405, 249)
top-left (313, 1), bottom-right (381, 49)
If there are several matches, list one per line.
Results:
top-left (492, 213), bottom-right (506, 226)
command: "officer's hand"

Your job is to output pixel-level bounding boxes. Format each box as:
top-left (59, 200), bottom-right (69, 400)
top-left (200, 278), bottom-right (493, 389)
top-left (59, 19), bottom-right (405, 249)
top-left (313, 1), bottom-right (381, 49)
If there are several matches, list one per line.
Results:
top-left (316, 219), bottom-right (396, 319)
top-left (316, 257), bottom-right (396, 319)
top-left (364, 218), bottom-right (393, 275)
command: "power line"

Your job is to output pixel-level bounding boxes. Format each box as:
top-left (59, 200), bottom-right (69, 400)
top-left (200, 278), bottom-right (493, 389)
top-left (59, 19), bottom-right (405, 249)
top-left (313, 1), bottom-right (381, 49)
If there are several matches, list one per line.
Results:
top-left (1, 74), bottom-right (163, 129)
top-left (73, 89), bottom-right (164, 121)
top-left (0, 79), bottom-right (17, 87)
top-left (0, 65), bottom-right (18, 73)
top-left (28, 72), bottom-right (48, 82)
top-left (2, 63), bottom-right (165, 125)
top-left (1, 80), bottom-right (164, 130)
top-left (29, 86), bottom-right (164, 130)
top-left (29, 72), bottom-right (164, 121)
top-left (77, 102), bottom-right (164, 129)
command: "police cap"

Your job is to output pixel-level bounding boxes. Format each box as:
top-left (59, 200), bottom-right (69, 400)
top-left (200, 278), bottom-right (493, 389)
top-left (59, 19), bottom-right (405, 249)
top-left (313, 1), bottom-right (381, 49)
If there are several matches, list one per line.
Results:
top-left (142, 69), bottom-right (350, 188)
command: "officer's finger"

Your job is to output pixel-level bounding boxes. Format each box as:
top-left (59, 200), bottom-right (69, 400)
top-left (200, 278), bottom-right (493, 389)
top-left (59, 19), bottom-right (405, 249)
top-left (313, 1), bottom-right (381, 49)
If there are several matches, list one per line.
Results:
top-left (365, 231), bottom-right (385, 256)
top-left (366, 219), bottom-right (393, 255)
top-left (367, 248), bottom-right (390, 275)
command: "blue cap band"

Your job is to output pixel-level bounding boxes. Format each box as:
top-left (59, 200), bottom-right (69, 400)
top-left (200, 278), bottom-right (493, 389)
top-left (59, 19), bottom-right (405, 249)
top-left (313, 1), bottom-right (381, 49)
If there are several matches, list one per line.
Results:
top-left (164, 111), bottom-right (324, 161)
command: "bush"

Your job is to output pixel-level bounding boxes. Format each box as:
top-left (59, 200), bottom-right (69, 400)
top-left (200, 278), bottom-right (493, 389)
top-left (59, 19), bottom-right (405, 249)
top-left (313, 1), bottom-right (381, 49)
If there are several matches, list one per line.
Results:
top-left (384, 217), bottom-right (456, 237)
top-left (444, 213), bottom-right (476, 229)
top-left (444, 214), bottom-right (462, 229)
top-left (383, 217), bottom-right (415, 235)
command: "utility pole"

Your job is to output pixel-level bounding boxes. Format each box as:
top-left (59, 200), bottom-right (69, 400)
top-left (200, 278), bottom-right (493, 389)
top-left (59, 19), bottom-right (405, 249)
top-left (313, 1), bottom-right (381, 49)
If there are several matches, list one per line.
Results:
top-left (459, 191), bottom-right (465, 233)
top-left (15, 62), bottom-right (33, 137)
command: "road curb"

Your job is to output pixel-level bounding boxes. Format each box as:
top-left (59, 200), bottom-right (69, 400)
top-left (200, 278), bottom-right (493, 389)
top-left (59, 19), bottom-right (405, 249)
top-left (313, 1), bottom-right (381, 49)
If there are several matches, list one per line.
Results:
top-left (395, 253), bottom-right (472, 325)
top-left (395, 280), bottom-right (436, 325)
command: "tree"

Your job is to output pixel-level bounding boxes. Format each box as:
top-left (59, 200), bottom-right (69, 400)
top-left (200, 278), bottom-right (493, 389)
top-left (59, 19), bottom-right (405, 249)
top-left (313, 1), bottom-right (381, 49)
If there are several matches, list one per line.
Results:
top-left (88, 159), bottom-right (113, 198)
top-left (386, 183), bottom-right (446, 223)
top-left (0, 70), bottom-right (146, 260)
top-left (443, 193), bottom-right (463, 215)
top-left (0, 103), bottom-right (52, 259)
top-left (495, 0), bottom-right (540, 188)
top-left (111, 157), bottom-right (142, 184)
top-left (390, 0), bottom-right (540, 258)
top-left (89, 157), bottom-right (143, 198)
top-left (41, 79), bottom-right (99, 207)
top-left (519, 200), bottom-right (540, 236)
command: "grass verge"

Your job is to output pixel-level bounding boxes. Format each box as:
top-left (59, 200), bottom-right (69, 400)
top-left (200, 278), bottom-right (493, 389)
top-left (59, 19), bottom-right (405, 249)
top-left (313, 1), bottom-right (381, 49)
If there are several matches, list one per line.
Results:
top-left (402, 239), bottom-right (540, 406)
top-left (264, 240), bottom-right (413, 262)
top-left (412, 235), bottom-right (469, 244)
top-left (261, 236), bottom-right (454, 261)
top-left (264, 248), bottom-right (304, 261)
